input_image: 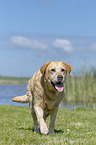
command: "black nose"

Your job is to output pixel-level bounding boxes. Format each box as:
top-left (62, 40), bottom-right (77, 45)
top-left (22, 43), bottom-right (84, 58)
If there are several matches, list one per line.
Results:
top-left (57, 75), bottom-right (63, 82)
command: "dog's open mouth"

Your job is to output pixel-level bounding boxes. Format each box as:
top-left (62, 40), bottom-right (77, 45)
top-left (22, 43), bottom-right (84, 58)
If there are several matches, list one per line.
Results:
top-left (51, 81), bottom-right (64, 92)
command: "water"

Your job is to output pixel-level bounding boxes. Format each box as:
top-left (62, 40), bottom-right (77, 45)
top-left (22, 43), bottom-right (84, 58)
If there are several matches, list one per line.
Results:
top-left (0, 84), bottom-right (28, 106)
top-left (0, 84), bottom-right (95, 109)
top-left (0, 84), bottom-right (74, 108)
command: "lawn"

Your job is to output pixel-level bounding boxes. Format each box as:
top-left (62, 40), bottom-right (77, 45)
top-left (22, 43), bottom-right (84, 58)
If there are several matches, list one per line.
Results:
top-left (0, 105), bottom-right (96, 145)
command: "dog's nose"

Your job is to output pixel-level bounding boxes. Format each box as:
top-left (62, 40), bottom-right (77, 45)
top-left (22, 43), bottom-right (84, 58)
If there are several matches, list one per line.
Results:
top-left (57, 75), bottom-right (63, 82)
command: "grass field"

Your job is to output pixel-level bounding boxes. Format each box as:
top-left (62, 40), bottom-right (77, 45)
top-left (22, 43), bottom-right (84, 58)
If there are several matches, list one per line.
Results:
top-left (0, 105), bottom-right (96, 145)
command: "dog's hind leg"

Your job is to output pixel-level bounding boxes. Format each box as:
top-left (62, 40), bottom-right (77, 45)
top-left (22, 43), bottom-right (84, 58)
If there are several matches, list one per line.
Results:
top-left (49, 106), bottom-right (59, 134)
top-left (32, 110), bottom-right (39, 133)
top-left (29, 95), bottom-right (39, 133)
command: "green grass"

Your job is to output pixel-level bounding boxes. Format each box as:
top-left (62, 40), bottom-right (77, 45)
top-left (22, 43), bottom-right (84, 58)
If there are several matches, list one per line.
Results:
top-left (0, 105), bottom-right (96, 145)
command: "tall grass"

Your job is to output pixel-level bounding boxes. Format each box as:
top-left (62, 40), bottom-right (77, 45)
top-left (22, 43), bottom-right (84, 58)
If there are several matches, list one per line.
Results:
top-left (65, 72), bottom-right (96, 104)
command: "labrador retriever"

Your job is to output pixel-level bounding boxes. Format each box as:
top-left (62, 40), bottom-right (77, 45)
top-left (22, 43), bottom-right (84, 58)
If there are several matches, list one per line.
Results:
top-left (11, 61), bottom-right (71, 134)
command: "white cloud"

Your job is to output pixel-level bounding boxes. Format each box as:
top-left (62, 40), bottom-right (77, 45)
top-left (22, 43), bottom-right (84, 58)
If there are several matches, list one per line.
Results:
top-left (10, 36), bottom-right (47, 50)
top-left (53, 39), bottom-right (73, 52)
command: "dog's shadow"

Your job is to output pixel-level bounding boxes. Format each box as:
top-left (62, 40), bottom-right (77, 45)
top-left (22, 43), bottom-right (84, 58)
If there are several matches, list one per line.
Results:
top-left (18, 127), bottom-right (64, 134)
top-left (54, 129), bottom-right (64, 134)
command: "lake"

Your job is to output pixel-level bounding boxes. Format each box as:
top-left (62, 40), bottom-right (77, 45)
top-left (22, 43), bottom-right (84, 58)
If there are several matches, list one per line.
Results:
top-left (0, 84), bottom-right (74, 108)
top-left (1, 84), bottom-right (95, 109)
top-left (0, 84), bottom-right (28, 106)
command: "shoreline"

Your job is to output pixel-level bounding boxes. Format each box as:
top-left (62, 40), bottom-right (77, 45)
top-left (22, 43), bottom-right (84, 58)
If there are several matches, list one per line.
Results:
top-left (0, 76), bottom-right (29, 84)
top-left (0, 80), bottom-right (28, 85)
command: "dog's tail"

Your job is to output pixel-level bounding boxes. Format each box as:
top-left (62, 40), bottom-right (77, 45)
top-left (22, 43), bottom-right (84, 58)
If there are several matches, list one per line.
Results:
top-left (11, 95), bottom-right (29, 103)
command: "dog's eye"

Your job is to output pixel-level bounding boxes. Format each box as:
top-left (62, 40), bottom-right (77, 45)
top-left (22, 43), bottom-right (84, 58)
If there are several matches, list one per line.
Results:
top-left (61, 68), bottom-right (65, 72)
top-left (51, 69), bottom-right (56, 72)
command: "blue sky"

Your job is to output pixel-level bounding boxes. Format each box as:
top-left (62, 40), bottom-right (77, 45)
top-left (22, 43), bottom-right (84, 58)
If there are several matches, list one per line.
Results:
top-left (0, 0), bottom-right (96, 76)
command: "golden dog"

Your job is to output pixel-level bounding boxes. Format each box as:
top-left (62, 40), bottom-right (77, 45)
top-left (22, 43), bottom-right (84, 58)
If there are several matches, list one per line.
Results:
top-left (11, 61), bottom-right (71, 134)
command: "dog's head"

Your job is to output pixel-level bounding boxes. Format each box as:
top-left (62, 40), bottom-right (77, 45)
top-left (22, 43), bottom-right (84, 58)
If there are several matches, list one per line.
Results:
top-left (40, 61), bottom-right (71, 92)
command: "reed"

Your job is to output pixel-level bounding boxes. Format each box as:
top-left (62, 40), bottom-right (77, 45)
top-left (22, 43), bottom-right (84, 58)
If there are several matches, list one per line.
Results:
top-left (65, 71), bottom-right (96, 104)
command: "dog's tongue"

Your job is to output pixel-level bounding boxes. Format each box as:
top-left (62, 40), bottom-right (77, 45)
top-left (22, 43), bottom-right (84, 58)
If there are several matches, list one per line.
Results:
top-left (55, 83), bottom-right (64, 92)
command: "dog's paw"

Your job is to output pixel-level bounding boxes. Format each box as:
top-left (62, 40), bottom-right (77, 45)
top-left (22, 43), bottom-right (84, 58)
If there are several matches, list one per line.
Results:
top-left (34, 125), bottom-right (39, 133)
top-left (34, 129), bottom-right (39, 133)
top-left (49, 128), bottom-right (54, 134)
top-left (40, 123), bottom-right (49, 134)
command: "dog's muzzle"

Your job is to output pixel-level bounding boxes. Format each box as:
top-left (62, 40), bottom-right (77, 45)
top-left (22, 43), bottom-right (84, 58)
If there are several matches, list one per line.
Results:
top-left (51, 81), bottom-right (64, 92)
top-left (57, 75), bottom-right (63, 82)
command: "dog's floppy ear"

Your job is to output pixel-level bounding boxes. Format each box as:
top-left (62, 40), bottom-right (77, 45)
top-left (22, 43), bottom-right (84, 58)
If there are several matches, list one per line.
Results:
top-left (40, 62), bottom-right (50, 75)
top-left (62, 62), bottom-right (71, 76)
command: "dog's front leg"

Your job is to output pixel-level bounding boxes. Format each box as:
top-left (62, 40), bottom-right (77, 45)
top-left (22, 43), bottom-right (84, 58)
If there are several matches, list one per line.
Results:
top-left (34, 106), bottom-right (49, 134)
top-left (49, 106), bottom-right (59, 134)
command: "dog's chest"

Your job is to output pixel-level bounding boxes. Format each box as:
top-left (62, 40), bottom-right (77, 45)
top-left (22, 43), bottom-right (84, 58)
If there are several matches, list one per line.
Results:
top-left (44, 93), bottom-right (63, 110)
